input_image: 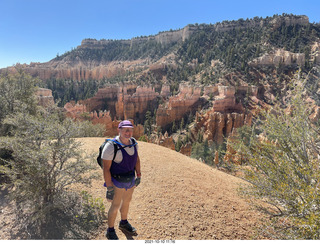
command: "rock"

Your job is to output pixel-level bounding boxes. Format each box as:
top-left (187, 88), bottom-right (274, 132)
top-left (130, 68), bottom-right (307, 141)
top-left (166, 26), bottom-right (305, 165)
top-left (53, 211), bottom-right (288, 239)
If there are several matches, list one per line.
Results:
top-left (225, 114), bottom-right (233, 137)
top-left (311, 42), bottom-right (320, 64)
top-left (249, 49), bottom-right (305, 67)
top-left (155, 131), bottom-right (175, 150)
top-left (212, 86), bottom-right (236, 112)
top-left (156, 83), bottom-right (202, 129)
top-left (160, 84), bottom-right (171, 97)
top-left (121, 86), bottom-right (159, 121)
top-left (64, 82), bottom-right (255, 145)
top-left (84, 84), bottom-right (159, 121)
top-left (64, 101), bottom-right (88, 118)
top-left (203, 85), bottom-right (219, 97)
top-left (270, 15), bottom-right (309, 29)
top-left (194, 110), bottom-right (252, 145)
top-left (179, 143), bottom-right (192, 156)
top-left (36, 88), bottom-right (55, 107)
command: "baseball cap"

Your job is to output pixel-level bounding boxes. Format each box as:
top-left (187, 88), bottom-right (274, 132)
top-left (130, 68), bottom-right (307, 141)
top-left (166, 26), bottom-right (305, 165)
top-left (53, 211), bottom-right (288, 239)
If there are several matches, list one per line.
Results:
top-left (118, 120), bottom-right (134, 128)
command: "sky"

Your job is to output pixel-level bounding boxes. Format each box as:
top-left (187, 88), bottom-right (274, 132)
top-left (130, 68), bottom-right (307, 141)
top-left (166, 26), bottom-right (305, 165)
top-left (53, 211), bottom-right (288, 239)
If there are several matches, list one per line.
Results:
top-left (0, 0), bottom-right (319, 69)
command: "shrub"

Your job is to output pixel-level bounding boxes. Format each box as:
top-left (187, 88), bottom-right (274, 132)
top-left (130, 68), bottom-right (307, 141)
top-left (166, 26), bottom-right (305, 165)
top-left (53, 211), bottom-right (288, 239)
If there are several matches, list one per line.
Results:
top-left (138, 135), bottom-right (148, 142)
top-left (0, 109), bottom-right (99, 239)
top-left (230, 74), bottom-right (320, 239)
top-left (0, 70), bottom-right (38, 135)
top-left (75, 120), bottom-right (105, 137)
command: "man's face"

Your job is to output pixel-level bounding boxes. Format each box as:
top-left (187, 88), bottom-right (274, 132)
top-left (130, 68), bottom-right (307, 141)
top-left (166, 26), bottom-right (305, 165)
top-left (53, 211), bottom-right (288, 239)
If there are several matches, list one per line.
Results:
top-left (119, 127), bottom-right (133, 139)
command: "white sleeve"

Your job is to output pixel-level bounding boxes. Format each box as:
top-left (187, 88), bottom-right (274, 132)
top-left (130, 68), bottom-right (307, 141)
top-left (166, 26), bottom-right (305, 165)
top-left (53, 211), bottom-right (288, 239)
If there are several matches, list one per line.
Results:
top-left (101, 141), bottom-right (115, 160)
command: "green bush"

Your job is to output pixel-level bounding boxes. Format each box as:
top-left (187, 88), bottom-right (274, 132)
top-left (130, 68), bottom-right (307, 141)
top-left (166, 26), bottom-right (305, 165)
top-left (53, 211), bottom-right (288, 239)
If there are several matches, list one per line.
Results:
top-left (0, 109), bottom-right (99, 239)
top-left (138, 135), bottom-right (148, 142)
top-left (0, 70), bottom-right (38, 135)
top-left (230, 74), bottom-right (320, 239)
top-left (75, 120), bottom-right (105, 137)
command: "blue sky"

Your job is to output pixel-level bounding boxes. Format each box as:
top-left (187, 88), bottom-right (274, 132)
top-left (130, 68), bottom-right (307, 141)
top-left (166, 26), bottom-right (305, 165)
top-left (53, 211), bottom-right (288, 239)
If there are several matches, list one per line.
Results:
top-left (0, 0), bottom-right (319, 68)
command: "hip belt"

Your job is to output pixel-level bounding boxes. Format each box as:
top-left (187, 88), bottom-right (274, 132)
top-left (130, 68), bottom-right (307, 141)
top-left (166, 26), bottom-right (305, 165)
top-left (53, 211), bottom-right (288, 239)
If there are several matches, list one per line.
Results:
top-left (111, 170), bottom-right (135, 183)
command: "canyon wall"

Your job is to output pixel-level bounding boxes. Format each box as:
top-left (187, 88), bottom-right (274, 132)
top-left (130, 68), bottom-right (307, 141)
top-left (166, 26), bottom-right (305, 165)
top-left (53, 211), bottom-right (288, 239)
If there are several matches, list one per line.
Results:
top-left (156, 83), bottom-right (203, 129)
top-left (63, 82), bottom-right (257, 145)
top-left (192, 111), bottom-right (252, 145)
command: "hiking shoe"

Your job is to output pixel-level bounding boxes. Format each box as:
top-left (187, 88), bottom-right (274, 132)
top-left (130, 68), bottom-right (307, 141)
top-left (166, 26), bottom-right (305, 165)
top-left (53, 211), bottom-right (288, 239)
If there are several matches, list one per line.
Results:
top-left (119, 221), bottom-right (138, 235)
top-left (106, 229), bottom-right (119, 240)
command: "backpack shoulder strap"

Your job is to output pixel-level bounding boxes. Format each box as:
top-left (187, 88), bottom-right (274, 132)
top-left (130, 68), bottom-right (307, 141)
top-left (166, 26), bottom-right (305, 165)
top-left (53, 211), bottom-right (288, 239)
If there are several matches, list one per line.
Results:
top-left (106, 139), bottom-right (120, 162)
top-left (112, 141), bottom-right (118, 162)
top-left (131, 137), bottom-right (137, 144)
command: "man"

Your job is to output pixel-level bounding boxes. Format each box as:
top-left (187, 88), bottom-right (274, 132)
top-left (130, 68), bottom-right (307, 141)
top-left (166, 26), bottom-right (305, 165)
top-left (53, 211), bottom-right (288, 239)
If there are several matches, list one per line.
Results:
top-left (101, 120), bottom-right (141, 240)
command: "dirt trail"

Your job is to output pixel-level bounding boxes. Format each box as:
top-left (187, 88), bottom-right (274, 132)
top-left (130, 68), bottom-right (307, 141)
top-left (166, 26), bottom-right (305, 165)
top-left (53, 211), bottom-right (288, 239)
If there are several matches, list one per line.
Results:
top-left (78, 137), bottom-right (265, 240)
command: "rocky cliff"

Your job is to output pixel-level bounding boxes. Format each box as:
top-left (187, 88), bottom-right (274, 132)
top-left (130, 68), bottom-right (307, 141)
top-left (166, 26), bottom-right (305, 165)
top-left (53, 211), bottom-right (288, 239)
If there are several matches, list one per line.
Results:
top-left (35, 88), bottom-right (55, 107)
top-left (80, 24), bottom-right (197, 48)
top-left (78, 84), bottom-right (160, 122)
top-left (193, 110), bottom-right (252, 144)
top-left (249, 49), bottom-right (305, 67)
top-left (63, 82), bottom-right (259, 152)
top-left (156, 83), bottom-right (203, 129)
top-left (1, 14), bottom-right (311, 84)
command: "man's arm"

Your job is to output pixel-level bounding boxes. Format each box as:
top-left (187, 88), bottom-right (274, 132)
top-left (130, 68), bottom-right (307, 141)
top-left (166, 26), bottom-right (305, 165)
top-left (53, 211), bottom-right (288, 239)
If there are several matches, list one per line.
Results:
top-left (135, 155), bottom-right (141, 177)
top-left (103, 159), bottom-right (113, 187)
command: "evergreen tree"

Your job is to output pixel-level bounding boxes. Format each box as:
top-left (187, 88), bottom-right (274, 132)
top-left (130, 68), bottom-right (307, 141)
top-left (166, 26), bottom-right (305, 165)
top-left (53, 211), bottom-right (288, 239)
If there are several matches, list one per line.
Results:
top-left (143, 111), bottom-right (152, 136)
top-left (180, 118), bottom-right (185, 131)
top-left (0, 70), bottom-right (38, 135)
top-left (175, 136), bottom-right (182, 152)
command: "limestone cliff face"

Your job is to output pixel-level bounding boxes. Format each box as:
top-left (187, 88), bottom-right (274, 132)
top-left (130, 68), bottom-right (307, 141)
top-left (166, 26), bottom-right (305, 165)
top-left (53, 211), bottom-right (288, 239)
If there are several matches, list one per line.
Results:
top-left (249, 49), bottom-right (305, 67)
top-left (63, 82), bottom-right (259, 142)
top-left (311, 42), bottom-right (320, 64)
top-left (192, 110), bottom-right (253, 145)
top-left (156, 83), bottom-right (202, 129)
top-left (188, 84), bottom-right (256, 145)
top-left (116, 86), bottom-right (159, 121)
top-left (81, 25), bottom-right (196, 48)
top-left (16, 59), bottom-right (147, 81)
top-left (270, 15), bottom-right (309, 29)
top-left (67, 84), bottom-right (160, 122)
top-left (213, 15), bottom-right (308, 32)
top-left (154, 131), bottom-right (176, 150)
top-left (36, 88), bottom-right (54, 107)
top-left (84, 85), bottom-right (121, 114)
top-left (63, 83), bottom-right (161, 137)
top-left (156, 83), bottom-right (257, 133)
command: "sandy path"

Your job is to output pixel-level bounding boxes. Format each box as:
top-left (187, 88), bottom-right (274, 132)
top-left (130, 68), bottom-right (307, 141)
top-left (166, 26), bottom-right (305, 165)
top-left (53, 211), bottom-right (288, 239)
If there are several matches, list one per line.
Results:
top-left (78, 137), bottom-right (265, 240)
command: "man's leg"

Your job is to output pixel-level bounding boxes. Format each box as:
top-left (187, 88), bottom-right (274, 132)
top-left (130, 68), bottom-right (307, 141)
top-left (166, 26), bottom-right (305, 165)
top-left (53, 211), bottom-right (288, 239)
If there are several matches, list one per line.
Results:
top-left (118, 186), bottom-right (137, 235)
top-left (108, 186), bottom-right (125, 228)
top-left (119, 186), bottom-right (135, 220)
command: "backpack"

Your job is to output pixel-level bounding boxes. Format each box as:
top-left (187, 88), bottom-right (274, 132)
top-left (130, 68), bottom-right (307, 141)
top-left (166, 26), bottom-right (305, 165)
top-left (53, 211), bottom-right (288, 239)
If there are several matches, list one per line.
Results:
top-left (97, 138), bottom-right (137, 168)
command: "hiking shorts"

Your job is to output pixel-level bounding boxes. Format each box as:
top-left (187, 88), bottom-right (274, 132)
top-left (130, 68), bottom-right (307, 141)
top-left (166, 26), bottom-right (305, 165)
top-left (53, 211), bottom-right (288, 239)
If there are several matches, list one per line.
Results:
top-left (111, 177), bottom-right (135, 191)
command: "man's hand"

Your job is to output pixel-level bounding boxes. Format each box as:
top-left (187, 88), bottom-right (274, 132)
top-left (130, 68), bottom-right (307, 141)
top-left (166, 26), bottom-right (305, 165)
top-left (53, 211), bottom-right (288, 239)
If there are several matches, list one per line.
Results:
top-left (135, 177), bottom-right (141, 187)
top-left (106, 186), bottom-right (114, 202)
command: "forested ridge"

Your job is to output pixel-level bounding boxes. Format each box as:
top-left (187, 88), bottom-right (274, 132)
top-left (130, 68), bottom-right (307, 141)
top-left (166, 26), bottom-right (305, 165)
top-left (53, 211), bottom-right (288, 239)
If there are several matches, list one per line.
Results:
top-left (43, 14), bottom-right (320, 106)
